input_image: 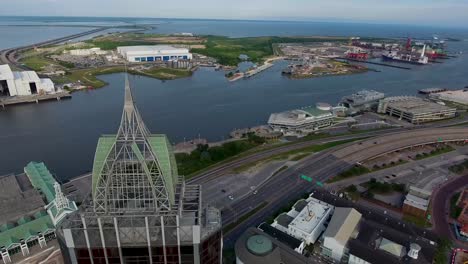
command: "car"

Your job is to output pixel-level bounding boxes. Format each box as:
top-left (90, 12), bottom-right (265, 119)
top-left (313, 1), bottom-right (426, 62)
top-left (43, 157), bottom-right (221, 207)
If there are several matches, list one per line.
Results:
top-left (228, 195), bottom-right (234, 200)
top-left (253, 190), bottom-right (258, 195)
top-left (221, 189), bottom-right (226, 193)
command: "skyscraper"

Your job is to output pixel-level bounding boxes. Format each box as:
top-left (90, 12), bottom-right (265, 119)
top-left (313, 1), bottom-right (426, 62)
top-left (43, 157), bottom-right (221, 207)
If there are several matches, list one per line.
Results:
top-left (57, 75), bottom-right (222, 264)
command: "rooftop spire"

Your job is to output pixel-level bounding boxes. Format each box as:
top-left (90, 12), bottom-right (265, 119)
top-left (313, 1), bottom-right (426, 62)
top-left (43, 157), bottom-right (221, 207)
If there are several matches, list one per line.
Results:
top-left (124, 73), bottom-right (135, 115)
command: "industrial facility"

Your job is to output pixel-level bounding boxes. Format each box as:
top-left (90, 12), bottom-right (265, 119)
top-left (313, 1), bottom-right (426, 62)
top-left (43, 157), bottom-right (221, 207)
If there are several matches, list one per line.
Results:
top-left (0, 162), bottom-right (77, 263)
top-left (268, 104), bottom-right (335, 134)
top-left (57, 76), bottom-right (222, 263)
top-left (340, 90), bottom-right (385, 115)
top-left (377, 96), bottom-right (456, 124)
top-left (0, 64), bottom-right (55, 97)
top-left (117, 45), bottom-right (192, 62)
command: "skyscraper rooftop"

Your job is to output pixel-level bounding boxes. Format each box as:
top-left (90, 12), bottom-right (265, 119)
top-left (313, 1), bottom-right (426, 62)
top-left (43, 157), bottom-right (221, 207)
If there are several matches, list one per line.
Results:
top-left (58, 75), bottom-right (222, 263)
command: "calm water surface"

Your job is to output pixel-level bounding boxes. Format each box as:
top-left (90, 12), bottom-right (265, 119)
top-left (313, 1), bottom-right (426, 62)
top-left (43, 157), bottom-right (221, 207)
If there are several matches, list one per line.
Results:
top-left (0, 17), bottom-right (467, 179)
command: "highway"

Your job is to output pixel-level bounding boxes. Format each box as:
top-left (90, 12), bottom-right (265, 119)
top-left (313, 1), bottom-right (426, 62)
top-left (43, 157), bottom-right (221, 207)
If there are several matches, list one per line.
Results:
top-left (0, 27), bottom-right (110, 68)
top-left (217, 127), bottom-right (468, 247)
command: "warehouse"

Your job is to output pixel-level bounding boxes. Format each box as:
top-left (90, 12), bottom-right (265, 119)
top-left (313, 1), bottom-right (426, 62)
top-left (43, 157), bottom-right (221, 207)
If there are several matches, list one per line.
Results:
top-left (377, 96), bottom-right (456, 124)
top-left (117, 45), bottom-right (192, 62)
top-left (0, 64), bottom-right (55, 97)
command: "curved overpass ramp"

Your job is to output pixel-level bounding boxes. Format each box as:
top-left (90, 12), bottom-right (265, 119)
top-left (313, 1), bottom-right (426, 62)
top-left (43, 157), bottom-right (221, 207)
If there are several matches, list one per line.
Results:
top-left (332, 127), bottom-right (468, 164)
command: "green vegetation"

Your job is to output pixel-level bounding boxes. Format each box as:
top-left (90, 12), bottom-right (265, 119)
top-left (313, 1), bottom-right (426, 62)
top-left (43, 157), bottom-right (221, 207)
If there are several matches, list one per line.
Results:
top-left (364, 178), bottom-right (406, 194)
top-left (329, 165), bottom-right (370, 182)
top-left (21, 55), bottom-right (55, 71)
top-left (402, 214), bottom-right (432, 228)
top-left (223, 202), bottom-right (268, 234)
top-left (85, 39), bottom-right (150, 50)
top-left (176, 134), bottom-right (266, 177)
top-left (273, 165), bottom-right (289, 176)
top-left (192, 35), bottom-right (349, 66)
top-left (344, 185), bottom-right (360, 201)
top-left (433, 238), bottom-right (452, 264)
top-left (233, 138), bottom-right (358, 173)
top-left (371, 159), bottom-right (408, 171)
top-left (450, 192), bottom-right (462, 219)
top-left (142, 67), bottom-right (192, 79)
top-left (54, 66), bottom-right (192, 89)
top-left (414, 145), bottom-right (454, 160)
top-left (329, 159), bottom-right (408, 183)
top-left (448, 159), bottom-right (468, 174)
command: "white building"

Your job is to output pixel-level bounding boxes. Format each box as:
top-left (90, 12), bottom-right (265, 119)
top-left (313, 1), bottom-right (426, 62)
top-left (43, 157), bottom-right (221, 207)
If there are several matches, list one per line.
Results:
top-left (67, 47), bottom-right (107, 56)
top-left (322, 207), bottom-right (362, 262)
top-left (271, 197), bottom-right (333, 245)
top-left (0, 64), bottom-right (55, 96)
top-left (117, 45), bottom-right (192, 62)
top-left (268, 105), bottom-right (335, 134)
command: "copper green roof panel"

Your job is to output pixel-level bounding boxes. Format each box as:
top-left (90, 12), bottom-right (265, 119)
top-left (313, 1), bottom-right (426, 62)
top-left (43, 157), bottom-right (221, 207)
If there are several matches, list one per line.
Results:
top-left (0, 215), bottom-right (52, 249)
top-left (24, 162), bottom-right (56, 203)
top-left (17, 216), bottom-right (32, 225)
top-left (92, 136), bottom-right (116, 197)
top-left (148, 135), bottom-right (178, 204)
top-left (0, 223), bottom-right (15, 232)
top-left (34, 210), bottom-right (48, 219)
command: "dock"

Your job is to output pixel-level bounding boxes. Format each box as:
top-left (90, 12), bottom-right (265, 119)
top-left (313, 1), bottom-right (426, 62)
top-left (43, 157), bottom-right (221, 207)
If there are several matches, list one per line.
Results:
top-left (0, 91), bottom-right (71, 108)
top-left (335, 57), bottom-right (411, 70)
top-left (244, 62), bottom-right (274, 78)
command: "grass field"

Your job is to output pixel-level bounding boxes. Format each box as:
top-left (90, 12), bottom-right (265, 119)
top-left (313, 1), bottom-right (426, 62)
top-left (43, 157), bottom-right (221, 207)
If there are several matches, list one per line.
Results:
top-left (191, 35), bottom-right (349, 66)
top-left (21, 55), bottom-right (56, 71)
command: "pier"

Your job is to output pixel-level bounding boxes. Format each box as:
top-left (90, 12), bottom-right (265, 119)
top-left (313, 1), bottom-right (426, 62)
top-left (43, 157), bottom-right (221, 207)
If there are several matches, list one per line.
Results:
top-left (335, 57), bottom-right (411, 70)
top-left (0, 91), bottom-right (71, 108)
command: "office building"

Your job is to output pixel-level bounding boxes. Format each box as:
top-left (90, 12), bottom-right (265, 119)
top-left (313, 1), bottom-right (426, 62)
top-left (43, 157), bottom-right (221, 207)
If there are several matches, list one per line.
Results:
top-left (57, 75), bottom-right (222, 264)
top-left (340, 90), bottom-right (385, 115)
top-left (271, 197), bottom-right (332, 245)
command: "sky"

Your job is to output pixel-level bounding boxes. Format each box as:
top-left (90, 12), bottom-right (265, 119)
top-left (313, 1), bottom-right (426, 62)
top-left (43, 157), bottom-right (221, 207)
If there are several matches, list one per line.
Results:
top-left (2, 0), bottom-right (468, 27)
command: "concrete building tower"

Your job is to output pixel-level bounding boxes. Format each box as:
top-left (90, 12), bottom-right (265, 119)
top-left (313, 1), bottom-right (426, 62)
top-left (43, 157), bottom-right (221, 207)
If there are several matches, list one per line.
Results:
top-left (57, 75), bottom-right (222, 264)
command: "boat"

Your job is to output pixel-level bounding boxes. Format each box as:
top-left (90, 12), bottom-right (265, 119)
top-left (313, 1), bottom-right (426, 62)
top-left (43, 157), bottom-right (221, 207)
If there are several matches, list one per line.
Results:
top-left (382, 45), bottom-right (429, 65)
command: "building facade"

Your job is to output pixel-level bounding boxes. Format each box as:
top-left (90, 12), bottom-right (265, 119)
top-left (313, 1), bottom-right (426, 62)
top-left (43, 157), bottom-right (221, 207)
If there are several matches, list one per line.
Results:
top-left (0, 64), bottom-right (55, 97)
top-left (377, 96), bottom-right (456, 124)
top-left (117, 46), bottom-right (192, 62)
top-left (268, 106), bottom-right (334, 135)
top-left (57, 75), bottom-right (222, 264)
top-left (339, 90), bottom-right (385, 115)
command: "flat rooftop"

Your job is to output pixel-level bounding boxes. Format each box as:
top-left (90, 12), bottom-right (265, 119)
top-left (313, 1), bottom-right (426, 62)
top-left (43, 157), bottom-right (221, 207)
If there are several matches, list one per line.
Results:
top-left (431, 89), bottom-right (468, 104)
top-left (342, 90), bottom-right (385, 106)
top-left (0, 173), bottom-right (45, 224)
top-left (348, 219), bottom-right (437, 264)
top-left (289, 199), bottom-right (331, 235)
top-left (117, 45), bottom-right (188, 54)
top-left (383, 96), bottom-right (455, 115)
